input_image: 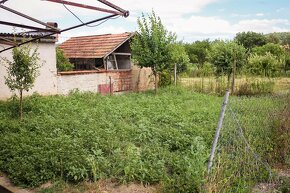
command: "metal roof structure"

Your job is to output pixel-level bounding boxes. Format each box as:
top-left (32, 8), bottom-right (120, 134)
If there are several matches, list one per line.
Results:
top-left (59, 32), bottom-right (134, 58)
top-left (0, 0), bottom-right (129, 53)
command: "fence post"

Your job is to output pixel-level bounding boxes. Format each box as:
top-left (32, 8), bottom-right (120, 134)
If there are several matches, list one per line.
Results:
top-left (109, 76), bottom-right (112, 95)
top-left (207, 90), bottom-right (230, 174)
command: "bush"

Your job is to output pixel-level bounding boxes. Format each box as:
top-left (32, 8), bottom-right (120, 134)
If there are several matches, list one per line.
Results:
top-left (246, 53), bottom-right (283, 77)
top-left (56, 48), bottom-right (74, 71)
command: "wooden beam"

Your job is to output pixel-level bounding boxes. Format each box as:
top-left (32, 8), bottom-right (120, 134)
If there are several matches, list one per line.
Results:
top-left (113, 54), bottom-right (118, 70)
top-left (112, 52), bottom-right (131, 56)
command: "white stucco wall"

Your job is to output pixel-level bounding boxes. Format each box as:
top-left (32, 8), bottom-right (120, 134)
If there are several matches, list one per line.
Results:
top-left (0, 43), bottom-right (58, 100)
top-left (57, 73), bottom-right (110, 95)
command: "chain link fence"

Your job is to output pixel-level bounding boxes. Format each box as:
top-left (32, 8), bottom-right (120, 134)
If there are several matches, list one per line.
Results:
top-left (205, 91), bottom-right (289, 192)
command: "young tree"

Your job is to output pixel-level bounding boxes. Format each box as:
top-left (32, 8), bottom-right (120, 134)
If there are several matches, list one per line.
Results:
top-left (209, 40), bottom-right (247, 92)
top-left (3, 44), bottom-right (41, 119)
top-left (184, 39), bottom-right (210, 68)
top-left (131, 11), bottom-right (176, 93)
top-left (169, 43), bottom-right (190, 85)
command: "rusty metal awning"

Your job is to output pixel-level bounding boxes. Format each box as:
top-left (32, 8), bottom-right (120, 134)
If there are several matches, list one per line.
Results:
top-left (0, 0), bottom-right (129, 53)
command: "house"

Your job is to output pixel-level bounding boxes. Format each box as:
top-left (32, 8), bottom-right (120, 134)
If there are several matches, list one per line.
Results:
top-left (58, 32), bottom-right (154, 94)
top-left (0, 32), bottom-right (154, 100)
top-left (0, 33), bottom-right (58, 100)
top-left (59, 32), bottom-right (134, 71)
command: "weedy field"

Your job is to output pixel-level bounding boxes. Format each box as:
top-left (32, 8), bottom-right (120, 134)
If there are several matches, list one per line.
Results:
top-left (180, 76), bottom-right (290, 95)
top-left (0, 87), bottom-right (288, 192)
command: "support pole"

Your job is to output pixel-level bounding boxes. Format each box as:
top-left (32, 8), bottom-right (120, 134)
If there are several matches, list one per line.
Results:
top-left (207, 90), bottom-right (230, 174)
top-left (0, 4), bottom-right (59, 31)
top-left (109, 76), bottom-right (112, 95)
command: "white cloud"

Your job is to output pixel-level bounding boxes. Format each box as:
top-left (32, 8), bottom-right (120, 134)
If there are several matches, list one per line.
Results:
top-left (166, 16), bottom-right (290, 42)
top-left (111, 0), bottom-right (219, 16)
top-left (233, 19), bottom-right (290, 33)
top-left (1, 0), bottom-right (290, 42)
top-left (255, 13), bottom-right (264, 17)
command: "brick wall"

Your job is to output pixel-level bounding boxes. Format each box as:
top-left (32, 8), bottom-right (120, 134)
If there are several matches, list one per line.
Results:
top-left (57, 70), bottom-right (133, 95)
top-left (107, 70), bottom-right (132, 92)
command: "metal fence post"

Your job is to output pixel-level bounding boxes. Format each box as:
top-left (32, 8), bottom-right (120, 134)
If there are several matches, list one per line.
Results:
top-left (207, 90), bottom-right (230, 174)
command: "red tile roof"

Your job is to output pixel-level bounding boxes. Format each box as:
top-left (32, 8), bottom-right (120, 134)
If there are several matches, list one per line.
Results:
top-left (58, 32), bottom-right (134, 59)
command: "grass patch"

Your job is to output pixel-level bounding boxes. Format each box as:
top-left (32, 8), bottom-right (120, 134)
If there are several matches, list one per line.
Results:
top-left (0, 87), bottom-right (287, 192)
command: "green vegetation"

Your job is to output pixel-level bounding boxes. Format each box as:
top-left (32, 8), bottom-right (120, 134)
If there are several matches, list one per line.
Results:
top-left (0, 87), bottom-right (288, 192)
top-left (265, 32), bottom-right (290, 45)
top-left (234, 31), bottom-right (267, 50)
top-left (56, 48), bottom-right (74, 72)
top-left (184, 40), bottom-right (210, 68)
top-left (1, 44), bottom-right (41, 119)
top-left (181, 31), bottom-right (290, 95)
top-left (131, 11), bottom-right (176, 92)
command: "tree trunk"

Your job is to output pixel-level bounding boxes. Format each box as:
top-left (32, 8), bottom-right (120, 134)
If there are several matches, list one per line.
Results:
top-left (174, 64), bottom-right (177, 86)
top-left (19, 89), bottom-right (23, 120)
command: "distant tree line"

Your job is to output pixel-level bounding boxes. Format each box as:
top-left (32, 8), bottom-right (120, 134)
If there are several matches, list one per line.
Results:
top-left (183, 31), bottom-right (290, 79)
top-left (130, 12), bottom-right (290, 92)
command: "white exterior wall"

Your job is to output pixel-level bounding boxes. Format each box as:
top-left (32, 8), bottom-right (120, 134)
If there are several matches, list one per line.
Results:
top-left (57, 73), bottom-right (110, 95)
top-left (0, 43), bottom-right (58, 100)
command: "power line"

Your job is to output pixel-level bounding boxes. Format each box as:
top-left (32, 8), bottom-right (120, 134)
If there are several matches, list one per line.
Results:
top-left (62, 3), bottom-right (120, 27)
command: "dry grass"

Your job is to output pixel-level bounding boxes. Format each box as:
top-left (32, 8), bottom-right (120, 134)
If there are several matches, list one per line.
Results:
top-left (180, 76), bottom-right (290, 94)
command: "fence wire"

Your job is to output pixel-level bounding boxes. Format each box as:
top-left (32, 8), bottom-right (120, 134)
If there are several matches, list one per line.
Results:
top-left (206, 94), bottom-right (288, 193)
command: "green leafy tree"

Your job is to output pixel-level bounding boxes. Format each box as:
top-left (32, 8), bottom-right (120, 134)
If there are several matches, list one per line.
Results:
top-left (246, 53), bottom-right (282, 77)
top-left (56, 48), bottom-right (74, 71)
top-left (169, 43), bottom-right (190, 73)
top-left (168, 43), bottom-right (190, 85)
top-left (266, 34), bottom-right (280, 44)
top-left (3, 44), bottom-right (41, 119)
top-left (209, 40), bottom-right (247, 91)
top-left (252, 43), bottom-right (286, 58)
top-left (184, 40), bottom-right (210, 68)
top-left (131, 11), bottom-right (176, 93)
top-left (235, 31), bottom-right (267, 50)
top-left (252, 43), bottom-right (287, 74)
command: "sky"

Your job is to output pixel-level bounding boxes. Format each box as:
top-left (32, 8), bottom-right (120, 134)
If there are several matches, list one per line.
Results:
top-left (0, 0), bottom-right (290, 43)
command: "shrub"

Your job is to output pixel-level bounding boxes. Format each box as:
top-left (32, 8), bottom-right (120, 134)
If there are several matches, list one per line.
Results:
top-left (56, 48), bottom-right (74, 71)
top-left (246, 53), bottom-right (283, 77)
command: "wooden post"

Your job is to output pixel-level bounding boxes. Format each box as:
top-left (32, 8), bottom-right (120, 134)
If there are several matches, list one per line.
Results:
top-left (113, 54), bottom-right (118, 70)
top-left (207, 90), bottom-right (230, 174)
top-left (109, 76), bottom-right (112, 95)
top-left (174, 63), bottom-right (177, 86)
top-left (19, 89), bottom-right (23, 120)
top-left (231, 56), bottom-right (236, 93)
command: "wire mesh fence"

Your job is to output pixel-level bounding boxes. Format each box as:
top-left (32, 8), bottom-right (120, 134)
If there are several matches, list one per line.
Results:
top-left (205, 92), bottom-right (289, 192)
